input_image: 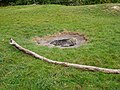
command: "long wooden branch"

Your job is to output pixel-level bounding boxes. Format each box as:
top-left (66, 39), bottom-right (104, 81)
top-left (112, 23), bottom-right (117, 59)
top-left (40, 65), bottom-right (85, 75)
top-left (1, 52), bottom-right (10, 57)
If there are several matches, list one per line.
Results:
top-left (10, 38), bottom-right (120, 74)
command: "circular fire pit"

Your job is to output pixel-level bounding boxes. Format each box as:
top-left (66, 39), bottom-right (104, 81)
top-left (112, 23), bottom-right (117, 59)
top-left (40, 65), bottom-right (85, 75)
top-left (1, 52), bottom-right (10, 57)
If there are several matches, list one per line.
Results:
top-left (33, 32), bottom-right (87, 48)
top-left (50, 38), bottom-right (77, 47)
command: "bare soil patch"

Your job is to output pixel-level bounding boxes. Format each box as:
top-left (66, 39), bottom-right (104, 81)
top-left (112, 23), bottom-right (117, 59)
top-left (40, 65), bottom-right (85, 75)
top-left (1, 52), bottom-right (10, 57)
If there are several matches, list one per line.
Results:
top-left (111, 5), bottom-right (120, 11)
top-left (33, 32), bottom-right (87, 48)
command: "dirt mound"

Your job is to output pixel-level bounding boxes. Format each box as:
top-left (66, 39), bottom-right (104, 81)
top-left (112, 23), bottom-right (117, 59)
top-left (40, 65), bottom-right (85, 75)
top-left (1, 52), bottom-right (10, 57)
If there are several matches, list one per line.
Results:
top-left (111, 6), bottom-right (120, 11)
top-left (33, 32), bottom-right (87, 48)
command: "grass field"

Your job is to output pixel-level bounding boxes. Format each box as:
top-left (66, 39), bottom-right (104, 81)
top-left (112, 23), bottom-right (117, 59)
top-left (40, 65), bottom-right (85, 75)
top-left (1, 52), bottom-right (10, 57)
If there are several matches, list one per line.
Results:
top-left (0, 3), bottom-right (120, 90)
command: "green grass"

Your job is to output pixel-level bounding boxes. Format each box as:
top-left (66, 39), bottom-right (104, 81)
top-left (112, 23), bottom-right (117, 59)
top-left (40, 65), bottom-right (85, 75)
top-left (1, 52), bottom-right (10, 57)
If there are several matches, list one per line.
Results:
top-left (0, 3), bottom-right (120, 90)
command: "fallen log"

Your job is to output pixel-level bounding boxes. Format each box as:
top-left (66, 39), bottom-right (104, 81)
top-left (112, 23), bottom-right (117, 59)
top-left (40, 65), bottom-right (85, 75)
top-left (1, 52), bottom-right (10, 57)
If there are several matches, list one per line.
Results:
top-left (10, 38), bottom-right (120, 74)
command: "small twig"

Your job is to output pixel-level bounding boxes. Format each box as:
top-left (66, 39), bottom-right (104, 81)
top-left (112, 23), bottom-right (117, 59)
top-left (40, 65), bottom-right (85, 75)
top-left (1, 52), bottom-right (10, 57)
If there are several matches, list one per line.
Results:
top-left (10, 38), bottom-right (120, 74)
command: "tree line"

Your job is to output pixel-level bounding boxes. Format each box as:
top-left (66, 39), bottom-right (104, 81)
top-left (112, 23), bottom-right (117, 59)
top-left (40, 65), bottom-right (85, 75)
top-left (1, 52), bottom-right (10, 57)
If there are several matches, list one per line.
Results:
top-left (0, 0), bottom-right (120, 6)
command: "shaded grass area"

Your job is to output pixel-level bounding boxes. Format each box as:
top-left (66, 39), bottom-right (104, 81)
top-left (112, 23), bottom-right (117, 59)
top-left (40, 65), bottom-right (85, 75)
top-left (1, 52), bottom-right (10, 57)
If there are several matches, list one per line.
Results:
top-left (0, 4), bottom-right (120, 90)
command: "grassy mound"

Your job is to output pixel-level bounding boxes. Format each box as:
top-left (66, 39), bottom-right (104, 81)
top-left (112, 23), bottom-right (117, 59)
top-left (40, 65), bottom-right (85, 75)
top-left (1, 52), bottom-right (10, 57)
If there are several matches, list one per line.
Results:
top-left (0, 4), bottom-right (120, 90)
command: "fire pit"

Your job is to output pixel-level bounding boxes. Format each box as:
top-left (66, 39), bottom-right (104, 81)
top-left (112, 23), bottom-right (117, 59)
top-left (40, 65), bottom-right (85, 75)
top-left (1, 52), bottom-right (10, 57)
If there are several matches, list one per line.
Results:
top-left (33, 32), bottom-right (87, 48)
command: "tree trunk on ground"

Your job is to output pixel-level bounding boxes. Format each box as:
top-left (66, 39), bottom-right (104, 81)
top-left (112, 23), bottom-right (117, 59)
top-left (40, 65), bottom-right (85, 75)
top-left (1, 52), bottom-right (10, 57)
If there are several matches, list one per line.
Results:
top-left (10, 38), bottom-right (120, 74)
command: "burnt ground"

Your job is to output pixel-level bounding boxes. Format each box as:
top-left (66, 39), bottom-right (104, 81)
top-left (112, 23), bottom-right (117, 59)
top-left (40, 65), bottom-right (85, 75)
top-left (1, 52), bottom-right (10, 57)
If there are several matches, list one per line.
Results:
top-left (33, 32), bottom-right (87, 48)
